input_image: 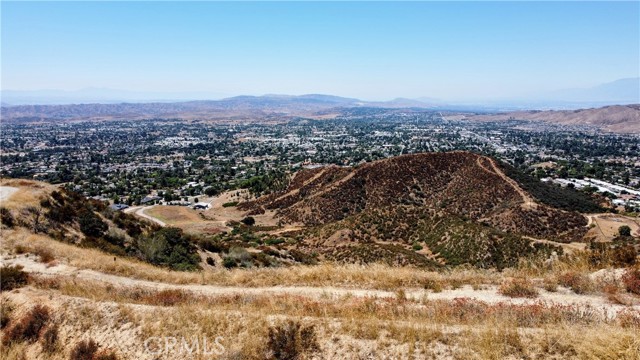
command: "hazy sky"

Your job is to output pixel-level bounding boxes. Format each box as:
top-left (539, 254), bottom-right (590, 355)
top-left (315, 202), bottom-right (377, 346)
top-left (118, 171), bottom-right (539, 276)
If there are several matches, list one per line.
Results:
top-left (2, 1), bottom-right (639, 101)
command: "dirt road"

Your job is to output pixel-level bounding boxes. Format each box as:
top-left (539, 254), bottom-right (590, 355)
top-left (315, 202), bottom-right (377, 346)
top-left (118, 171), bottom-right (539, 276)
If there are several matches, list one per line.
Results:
top-left (0, 186), bottom-right (19, 203)
top-left (2, 254), bottom-right (635, 319)
top-left (124, 205), bottom-right (166, 226)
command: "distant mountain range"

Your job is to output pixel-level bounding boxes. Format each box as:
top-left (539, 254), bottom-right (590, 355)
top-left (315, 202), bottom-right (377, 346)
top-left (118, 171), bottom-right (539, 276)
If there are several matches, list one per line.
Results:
top-left (0, 94), bottom-right (445, 123)
top-left (1, 78), bottom-right (638, 132)
top-left (548, 78), bottom-right (639, 104)
top-left (2, 78), bottom-right (637, 107)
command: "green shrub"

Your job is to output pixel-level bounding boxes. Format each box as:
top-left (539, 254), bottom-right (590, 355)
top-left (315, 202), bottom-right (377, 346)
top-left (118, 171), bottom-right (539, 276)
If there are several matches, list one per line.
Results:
top-left (79, 209), bottom-right (108, 238)
top-left (265, 238), bottom-right (285, 246)
top-left (241, 216), bottom-right (256, 226)
top-left (619, 225), bottom-right (632, 237)
top-left (137, 227), bottom-right (200, 271)
top-left (223, 257), bottom-right (237, 269)
top-left (198, 238), bottom-right (228, 253)
top-left (500, 163), bottom-right (603, 213)
top-left (222, 201), bottom-right (238, 208)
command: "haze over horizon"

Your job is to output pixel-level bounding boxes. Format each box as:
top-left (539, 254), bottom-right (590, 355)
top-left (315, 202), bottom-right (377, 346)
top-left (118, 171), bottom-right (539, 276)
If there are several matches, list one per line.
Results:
top-left (2, 2), bottom-right (639, 103)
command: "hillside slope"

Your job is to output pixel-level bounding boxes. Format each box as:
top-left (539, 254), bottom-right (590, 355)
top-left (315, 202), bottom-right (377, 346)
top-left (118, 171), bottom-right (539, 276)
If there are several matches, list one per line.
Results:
top-left (241, 152), bottom-right (590, 267)
top-left (0, 179), bottom-right (201, 271)
top-left (468, 104), bottom-right (640, 133)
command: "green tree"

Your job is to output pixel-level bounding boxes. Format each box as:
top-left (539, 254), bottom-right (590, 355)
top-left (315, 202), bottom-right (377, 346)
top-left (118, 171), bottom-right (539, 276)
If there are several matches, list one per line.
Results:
top-left (619, 225), bottom-right (632, 237)
top-left (137, 227), bottom-right (200, 270)
top-left (241, 216), bottom-right (256, 226)
top-left (78, 210), bottom-right (107, 238)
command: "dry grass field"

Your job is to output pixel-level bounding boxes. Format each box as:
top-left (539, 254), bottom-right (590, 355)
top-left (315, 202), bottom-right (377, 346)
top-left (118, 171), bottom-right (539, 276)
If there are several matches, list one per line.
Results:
top-left (0, 179), bottom-right (59, 211)
top-left (586, 214), bottom-right (640, 241)
top-left (144, 205), bottom-right (203, 224)
top-left (138, 190), bottom-right (284, 235)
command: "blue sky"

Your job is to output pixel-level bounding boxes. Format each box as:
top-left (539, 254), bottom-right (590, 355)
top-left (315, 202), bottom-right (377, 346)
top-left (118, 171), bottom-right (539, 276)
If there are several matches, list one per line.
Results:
top-left (2, 1), bottom-right (639, 101)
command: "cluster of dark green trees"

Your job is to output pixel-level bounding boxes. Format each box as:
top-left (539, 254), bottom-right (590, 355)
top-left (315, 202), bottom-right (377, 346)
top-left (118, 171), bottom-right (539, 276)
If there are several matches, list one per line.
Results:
top-left (501, 163), bottom-right (605, 213)
top-left (38, 189), bottom-right (201, 271)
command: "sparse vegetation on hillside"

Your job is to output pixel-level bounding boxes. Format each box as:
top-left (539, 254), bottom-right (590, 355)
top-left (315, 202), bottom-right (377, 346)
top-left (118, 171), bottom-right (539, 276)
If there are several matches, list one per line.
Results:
top-left (240, 152), bottom-right (583, 269)
top-left (5, 185), bottom-right (201, 272)
top-left (2, 305), bottom-right (50, 345)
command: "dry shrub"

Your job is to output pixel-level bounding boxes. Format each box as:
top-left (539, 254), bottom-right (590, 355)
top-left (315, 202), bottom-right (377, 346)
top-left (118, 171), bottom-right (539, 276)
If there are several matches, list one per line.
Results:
top-left (2, 305), bottom-right (50, 344)
top-left (602, 283), bottom-right (631, 305)
top-left (30, 276), bottom-right (61, 290)
top-left (474, 327), bottom-right (526, 359)
top-left (70, 339), bottom-right (99, 360)
top-left (499, 278), bottom-right (538, 298)
top-left (1, 297), bottom-right (15, 328)
top-left (617, 309), bottom-right (640, 328)
top-left (0, 207), bottom-right (15, 228)
top-left (622, 267), bottom-right (640, 295)
top-left (13, 245), bottom-right (29, 254)
top-left (69, 339), bottom-right (118, 360)
top-left (41, 324), bottom-right (59, 353)
top-left (542, 276), bottom-right (558, 292)
top-left (34, 246), bottom-right (55, 263)
top-left (145, 289), bottom-right (192, 306)
top-left (423, 278), bottom-right (443, 292)
top-left (0, 265), bottom-right (29, 291)
top-left (94, 351), bottom-right (119, 360)
top-left (558, 271), bottom-right (592, 294)
top-left (266, 321), bottom-right (319, 360)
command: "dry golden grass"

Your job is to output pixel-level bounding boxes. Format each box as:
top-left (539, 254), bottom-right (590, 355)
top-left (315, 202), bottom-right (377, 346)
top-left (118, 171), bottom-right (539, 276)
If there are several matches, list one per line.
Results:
top-left (586, 214), bottom-right (640, 241)
top-left (3, 226), bottom-right (632, 298)
top-left (0, 179), bottom-right (57, 211)
top-left (3, 281), bottom-right (639, 360)
top-left (3, 228), bottom-right (503, 290)
top-left (30, 275), bottom-right (623, 330)
top-left (144, 206), bottom-right (202, 225)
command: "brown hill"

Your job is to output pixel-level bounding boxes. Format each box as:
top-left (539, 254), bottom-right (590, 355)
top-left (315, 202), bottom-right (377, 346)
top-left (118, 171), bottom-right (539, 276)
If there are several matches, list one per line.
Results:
top-left (468, 104), bottom-right (640, 133)
top-left (241, 152), bottom-right (589, 267)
